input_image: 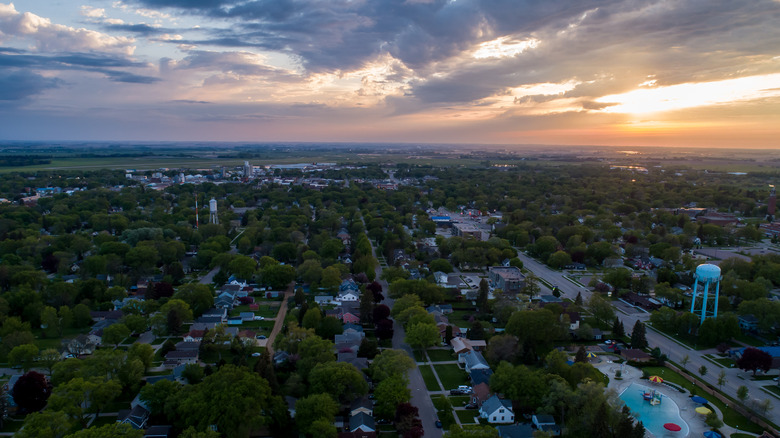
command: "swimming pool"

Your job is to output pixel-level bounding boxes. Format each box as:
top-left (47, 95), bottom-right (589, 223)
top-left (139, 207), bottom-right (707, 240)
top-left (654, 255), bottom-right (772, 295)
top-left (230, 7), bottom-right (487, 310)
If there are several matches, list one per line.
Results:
top-left (619, 383), bottom-right (689, 437)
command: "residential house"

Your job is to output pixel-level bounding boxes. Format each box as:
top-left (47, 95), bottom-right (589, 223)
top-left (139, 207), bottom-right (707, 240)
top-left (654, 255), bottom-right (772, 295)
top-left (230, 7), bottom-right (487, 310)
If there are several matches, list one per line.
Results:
top-left (451, 337), bottom-right (487, 354)
top-left (338, 433), bottom-right (377, 438)
top-left (496, 424), bottom-right (536, 438)
top-left (349, 412), bottom-right (375, 433)
top-left (469, 369), bottom-right (493, 387)
top-left (315, 295), bottom-right (336, 306)
top-left (175, 341), bottom-right (200, 351)
top-left (438, 323), bottom-right (462, 340)
top-left (480, 395), bottom-right (514, 424)
top-left (343, 323), bottom-right (363, 333)
top-left (427, 304), bottom-right (453, 314)
top-left (227, 316), bottom-right (243, 325)
top-left (144, 426), bottom-right (173, 438)
top-left (350, 396), bottom-right (373, 417)
top-left (338, 351), bottom-right (368, 370)
top-left (563, 311), bottom-right (581, 331)
top-left (341, 310), bottom-right (360, 324)
top-left (460, 350), bottom-right (490, 373)
top-left (433, 271), bottom-right (449, 286)
top-left (337, 291), bottom-right (360, 302)
top-left (184, 329), bottom-right (206, 342)
top-left (471, 382), bottom-right (492, 407)
top-left (239, 312), bottom-right (255, 321)
top-left (738, 314), bottom-right (758, 332)
top-left (164, 349), bottom-right (198, 367)
top-left (119, 404), bottom-right (150, 429)
top-left (90, 310), bottom-right (124, 321)
top-left (532, 414), bottom-right (561, 436)
top-left (274, 351), bottom-right (290, 366)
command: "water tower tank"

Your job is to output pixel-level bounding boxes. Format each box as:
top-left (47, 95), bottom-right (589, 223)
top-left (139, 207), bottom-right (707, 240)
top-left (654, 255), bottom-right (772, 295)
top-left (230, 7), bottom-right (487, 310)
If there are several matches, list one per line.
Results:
top-left (208, 198), bottom-right (219, 224)
top-left (209, 198), bottom-right (218, 212)
top-left (691, 263), bottom-right (721, 324)
top-left (695, 264), bottom-right (721, 282)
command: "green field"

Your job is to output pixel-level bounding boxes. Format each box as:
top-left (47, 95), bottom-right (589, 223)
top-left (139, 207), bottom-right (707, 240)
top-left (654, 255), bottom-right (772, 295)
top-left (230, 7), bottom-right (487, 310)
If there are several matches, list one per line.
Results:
top-left (427, 349), bottom-right (456, 362)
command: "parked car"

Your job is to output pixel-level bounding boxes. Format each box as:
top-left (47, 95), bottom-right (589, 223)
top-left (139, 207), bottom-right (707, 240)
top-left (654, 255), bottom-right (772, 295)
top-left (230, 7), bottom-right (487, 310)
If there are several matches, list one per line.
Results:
top-left (254, 316), bottom-right (265, 321)
top-left (464, 403), bottom-right (478, 409)
top-left (256, 335), bottom-right (267, 340)
top-left (450, 389), bottom-right (463, 395)
top-left (435, 420), bottom-right (442, 428)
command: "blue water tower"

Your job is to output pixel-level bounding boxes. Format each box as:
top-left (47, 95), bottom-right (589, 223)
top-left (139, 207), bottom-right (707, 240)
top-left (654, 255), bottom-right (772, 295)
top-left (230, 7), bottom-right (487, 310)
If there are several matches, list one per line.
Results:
top-left (690, 264), bottom-right (721, 324)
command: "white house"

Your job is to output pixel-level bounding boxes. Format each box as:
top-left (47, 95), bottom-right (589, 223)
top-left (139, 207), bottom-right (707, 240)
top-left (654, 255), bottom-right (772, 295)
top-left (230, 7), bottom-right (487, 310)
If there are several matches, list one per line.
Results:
top-left (336, 291), bottom-right (359, 302)
top-left (480, 395), bottom-right (514, 424)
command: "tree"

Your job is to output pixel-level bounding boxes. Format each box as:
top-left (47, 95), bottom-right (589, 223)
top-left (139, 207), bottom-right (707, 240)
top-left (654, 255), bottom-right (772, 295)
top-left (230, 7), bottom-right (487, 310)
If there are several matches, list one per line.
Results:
top-left (373, 304), bottom-right (391, 321)
top-left (360, 287), bottom-right (375, 324)
top-left (103, 323), bottom-right (131, 347)
top-left (680, 354), bottom-right (690, 371)
top-left (309, 362), bottom-right (369, 403)
top-left (370, 349), bottom-right (416, 382)
top-left (704, 410), bottom-right (723, 429)
top-left (316, 316), bottom-right (344, 340)
top-left (321, 266), bottom-right (342, 290)
top-left (358, 337), bottom-right (379, 359)
top-left (38, 348), bottom-right (61, 376)
top-left (485, 334), bottom-right (518, 365)
top-left (173, 283), bottom-right (215, 317)
top-left (73, 303), bottom-right (92, 327)
top-left (477, 278), bottom-right (489, 311)
top-left (140, 379), bottom-right (182, 417)
top-left (698, 365), bottom-right (708, 378)
top-left (40, 305), bottom-right (60, 338)
top-left (295, 394), bottom-right (339, 437)
top-left (121, 314), bottom-right (148, 334)
top-left (587, 294), bottom-right (615, 327)
top-left (182, 363), bottom-right (205, 384)
top-left (262, 263), bottom-right (296, 289)
top-left (296, 336), bottom-right (335, 379)
top-left (49, 377), bottom-right (122, 427)
top-left (301, 307), bottom-right (322, 329)
top-left (574, 292), bottom-right (583, 306)
top-left (12, 371), bottom-right (51, 413)
top-left (737, 385), bottom-right (749, 403)
top-left (717, 370), bottom-right (727, 390)
top-left (67, 423), bottom-right (144, 437)
top-left (612, 317), bottom-right (625, 338)
top-left (175, 365), bottom-right (282, 437)
top-left (736, 347), bottom-right (773, 376)
top-left (9, 343), bottom-right (39, 371)
top-left (374, 375), bottom-right (411, 419)
top-left (547, 250), bottom-right (572, 269)
top-left (391, 294), bottom-right (424, 318)
top-left (575, 346), bottom-right (588, 363)
top-left (15, 410), bottom-right (71, 438)
top-left (429, 258), bottom-right (453, 273)
top-left (520, 272), bottom-right (541, 298)
top-left (395, 402), bottom-right (423, 438)
top-left (630, 320), bottom-right (648, 349)
top-left (228, 255), bottom-right (257, 280)
top-left (405, 322), bottom-right (440, 353)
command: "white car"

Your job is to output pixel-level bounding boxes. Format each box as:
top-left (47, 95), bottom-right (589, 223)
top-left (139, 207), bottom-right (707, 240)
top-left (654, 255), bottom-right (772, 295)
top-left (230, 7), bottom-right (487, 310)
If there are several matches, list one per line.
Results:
top-left (254, 316), bottom-right (265, 321)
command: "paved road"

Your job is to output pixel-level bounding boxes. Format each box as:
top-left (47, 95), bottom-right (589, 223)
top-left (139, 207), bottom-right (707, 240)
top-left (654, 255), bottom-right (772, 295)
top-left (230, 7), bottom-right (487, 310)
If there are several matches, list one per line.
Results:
top-left (514, 251), bottom-right (780, 425)
top-left (263, 283), bottom-right (295, 355)
top-left (370, 237), bottom-right (443, 437)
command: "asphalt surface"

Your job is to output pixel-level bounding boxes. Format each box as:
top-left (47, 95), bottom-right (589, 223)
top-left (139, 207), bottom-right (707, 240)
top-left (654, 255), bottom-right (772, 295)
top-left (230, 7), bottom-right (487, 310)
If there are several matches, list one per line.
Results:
top-left (372, 242), bottom-right (443, 437)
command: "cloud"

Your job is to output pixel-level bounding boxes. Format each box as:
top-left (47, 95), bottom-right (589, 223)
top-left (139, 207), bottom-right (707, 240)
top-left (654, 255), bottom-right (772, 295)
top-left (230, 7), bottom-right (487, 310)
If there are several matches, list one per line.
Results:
top-left (0, 70), bottom-right (59, 100)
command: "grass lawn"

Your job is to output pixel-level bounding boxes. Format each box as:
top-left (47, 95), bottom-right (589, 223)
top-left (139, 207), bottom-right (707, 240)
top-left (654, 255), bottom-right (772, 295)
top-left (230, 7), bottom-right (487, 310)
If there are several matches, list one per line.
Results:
top-left (431, 395), bottom-right (451, 411)
top-left (239, 320), bottom-right (275, 329)
top-left (434, 364), bottom-right (469, 390)
top-left (733, 332), bottom-right (764, 347)
top-left (448, 310), bottom-right (475, 324)
top-left (765, 385), bottom-right (780, 397)
top-left (449, 395), bottom-right (471, 406)
top-left (641, 366), bottom-right (763, 434)
top-left (709, 356), bottom-right (735, 368)
top-left (413, 349), bottom-right (425, 362)
top-left (427, 349), bottom-right (456, 362)
top-left (420, 365), bottom-right (441, 391)
top-left (455, 409), bottom-right (479, 424)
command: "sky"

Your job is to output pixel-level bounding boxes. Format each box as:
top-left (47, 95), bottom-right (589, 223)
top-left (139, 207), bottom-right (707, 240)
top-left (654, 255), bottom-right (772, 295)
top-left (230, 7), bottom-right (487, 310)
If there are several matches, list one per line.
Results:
top-left (1, 0), bottom-right (780, 148)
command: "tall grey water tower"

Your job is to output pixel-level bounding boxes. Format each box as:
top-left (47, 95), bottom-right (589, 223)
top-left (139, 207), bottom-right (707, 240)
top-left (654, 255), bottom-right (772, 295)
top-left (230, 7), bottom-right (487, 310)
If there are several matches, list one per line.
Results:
top-left (209, 198), bottom-right (219, 225)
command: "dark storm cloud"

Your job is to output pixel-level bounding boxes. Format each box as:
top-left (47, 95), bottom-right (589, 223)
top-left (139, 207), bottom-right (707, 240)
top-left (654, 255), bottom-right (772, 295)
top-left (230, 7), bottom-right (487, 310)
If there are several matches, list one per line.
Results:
top-left (102, 23), bottom-right (174, 36)
top-left (0, 70), bottom-right (60, 100)
top-left (0, 49), bottom-right (157, 85)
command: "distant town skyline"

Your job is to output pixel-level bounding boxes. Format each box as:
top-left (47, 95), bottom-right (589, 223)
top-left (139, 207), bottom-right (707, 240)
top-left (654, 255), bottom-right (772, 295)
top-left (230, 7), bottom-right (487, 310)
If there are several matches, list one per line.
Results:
top-left (1, 0), bottom-right (779, 148)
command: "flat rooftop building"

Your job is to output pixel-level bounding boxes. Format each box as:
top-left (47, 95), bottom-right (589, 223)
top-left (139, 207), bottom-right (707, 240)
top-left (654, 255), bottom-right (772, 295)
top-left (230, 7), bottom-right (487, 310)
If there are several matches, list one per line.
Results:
top-left (489, 266), bottom-right (525, 293)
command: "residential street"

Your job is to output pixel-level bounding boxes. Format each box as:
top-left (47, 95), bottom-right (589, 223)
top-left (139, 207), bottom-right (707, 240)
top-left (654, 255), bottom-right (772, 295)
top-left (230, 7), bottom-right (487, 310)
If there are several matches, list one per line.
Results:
top-left (514, 250), bottom-right (780, 424)
top-left (372, 240), bottom-right (444, 437)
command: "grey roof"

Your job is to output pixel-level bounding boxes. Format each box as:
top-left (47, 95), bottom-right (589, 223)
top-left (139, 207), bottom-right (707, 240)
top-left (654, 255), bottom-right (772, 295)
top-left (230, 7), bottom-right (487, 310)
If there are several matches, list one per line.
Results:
top-left (350, 396), bottom-right (373, 413)
top-left (349, 412), bottom-right (375, 432)
top-left (144, 425), bottom-right (172, 438)
top-left (469, 368), bottom-right (493, 386)
top-left (462, 350), bottom-right (489, 369)
top-left (497, 424), bottom-right (535, 438)
top-left (481, 395), bottom-right (512, 416)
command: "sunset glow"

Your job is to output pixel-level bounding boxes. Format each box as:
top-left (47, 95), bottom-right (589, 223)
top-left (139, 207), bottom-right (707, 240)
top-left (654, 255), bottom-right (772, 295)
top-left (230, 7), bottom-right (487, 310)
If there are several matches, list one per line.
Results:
top-left (0, 0), bottom-right (778, 147)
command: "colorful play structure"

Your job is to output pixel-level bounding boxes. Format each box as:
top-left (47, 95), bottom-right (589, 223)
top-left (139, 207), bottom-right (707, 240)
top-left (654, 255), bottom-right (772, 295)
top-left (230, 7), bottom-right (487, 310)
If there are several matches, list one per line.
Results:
top-left (642, 388), bottom-right (662, 405)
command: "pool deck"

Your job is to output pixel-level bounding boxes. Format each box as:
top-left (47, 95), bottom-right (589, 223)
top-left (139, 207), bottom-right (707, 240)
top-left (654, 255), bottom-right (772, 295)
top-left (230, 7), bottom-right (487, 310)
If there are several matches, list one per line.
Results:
top-left (594, 361), bottom-right (750, 438)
